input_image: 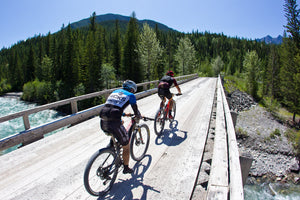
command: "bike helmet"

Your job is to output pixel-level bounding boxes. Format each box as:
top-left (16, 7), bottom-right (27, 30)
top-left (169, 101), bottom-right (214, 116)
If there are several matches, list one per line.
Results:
top-left (166, 70), bottom-right (174, 77)
top-left (123, 80), bottom-right (137, 93)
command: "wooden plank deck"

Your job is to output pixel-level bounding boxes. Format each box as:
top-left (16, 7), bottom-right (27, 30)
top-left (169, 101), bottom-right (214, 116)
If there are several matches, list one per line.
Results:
top-left (0, 77), bottom-right (217, 200)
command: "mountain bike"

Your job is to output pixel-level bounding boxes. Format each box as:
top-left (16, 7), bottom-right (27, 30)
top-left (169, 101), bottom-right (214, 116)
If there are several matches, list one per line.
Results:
top-left (83, 115), bottom-right (153, 196)
top-left (154, 93), bottom-right (182, 136)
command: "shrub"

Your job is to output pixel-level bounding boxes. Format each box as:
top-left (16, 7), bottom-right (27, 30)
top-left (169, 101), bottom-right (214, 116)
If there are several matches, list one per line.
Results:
top-left (0, 79), bottom-right (11, 95)
top-left (22, 82), bottom-right (36, 101)
top-left (262, 97), bottom-right (280, 115)
top-left (22, 80), bottom-right (52, 103)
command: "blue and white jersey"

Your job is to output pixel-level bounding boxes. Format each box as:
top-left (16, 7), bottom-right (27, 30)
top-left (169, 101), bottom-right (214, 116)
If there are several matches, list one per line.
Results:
top-left (106, 89), bottom-right (136, 109)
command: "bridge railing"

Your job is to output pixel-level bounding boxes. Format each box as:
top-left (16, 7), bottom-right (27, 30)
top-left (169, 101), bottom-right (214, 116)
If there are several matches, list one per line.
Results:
top-left (207, 76), bottom-right (244, 200)
top-left (0, 74), bottom-right (198, 151)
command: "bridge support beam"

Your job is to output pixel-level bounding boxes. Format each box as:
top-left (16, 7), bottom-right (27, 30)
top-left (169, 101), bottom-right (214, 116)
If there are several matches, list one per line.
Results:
top-left (239, 152), bottom-right (254, 186)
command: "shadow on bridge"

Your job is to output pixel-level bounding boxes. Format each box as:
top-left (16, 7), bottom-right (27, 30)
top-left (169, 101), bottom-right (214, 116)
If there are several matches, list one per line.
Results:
top-left (155, 120), bottom-right (188, 146)
top-left (97, 121), bottom-right (187, 199)
top-left (99, 155), bottom-right (159, 200)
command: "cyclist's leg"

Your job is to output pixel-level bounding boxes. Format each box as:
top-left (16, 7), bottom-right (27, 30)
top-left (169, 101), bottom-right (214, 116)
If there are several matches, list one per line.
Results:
top-left (123, 143), bottom-right (130, 165)
top-left (166, 90), bottom-right (174, 113)
top-left (160, 97), bottom-right (166, 108)
top-left (122, 143), bottom-right (133, 173)
top-left (114, 125), bottom-right (130, 164)
top-left (114, 124), bottom-right (133, 174)
top-left (158, 88), bottom-right (166, 109)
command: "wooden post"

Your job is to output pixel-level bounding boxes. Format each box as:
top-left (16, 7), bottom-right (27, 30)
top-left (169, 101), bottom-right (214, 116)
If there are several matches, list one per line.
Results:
top-left (71, 101), bottom-right (78, 114)
top-left (23, 114), bottom-right (30, 130)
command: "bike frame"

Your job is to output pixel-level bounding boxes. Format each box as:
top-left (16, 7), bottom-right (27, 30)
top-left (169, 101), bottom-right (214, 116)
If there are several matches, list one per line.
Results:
top-left (161, 98), bottom-right (173, 120)
top-left (125, 116), bottom-right (136, 136)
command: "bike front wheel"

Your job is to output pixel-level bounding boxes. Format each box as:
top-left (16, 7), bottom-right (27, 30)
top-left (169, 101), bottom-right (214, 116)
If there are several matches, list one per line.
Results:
top-left (130, 124), bottom-right (150, 161)
top-left (83, 148), bottom-right (119, 196)
top-left (154, 108), bottom-right (165, 136)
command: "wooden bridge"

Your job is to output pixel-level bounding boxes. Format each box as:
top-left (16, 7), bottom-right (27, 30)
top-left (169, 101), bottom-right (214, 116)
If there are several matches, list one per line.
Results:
top-left (0, 75), bottom-right (245, 200)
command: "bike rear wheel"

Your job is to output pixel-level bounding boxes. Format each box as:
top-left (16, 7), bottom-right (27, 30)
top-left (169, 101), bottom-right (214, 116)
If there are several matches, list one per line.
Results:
top-left (154, 108), bottom-right (165, 136)
top-left (130, 124), bottom-right (150, 161)
top-left (83, 148), bottom-right (119, 196)
top-left (170, 100), bottom-right (176, 120)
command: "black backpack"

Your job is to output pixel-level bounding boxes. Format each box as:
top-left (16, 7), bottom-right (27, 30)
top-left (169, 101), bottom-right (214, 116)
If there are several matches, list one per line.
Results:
top-left (159, 75), bottom-right (173, 86)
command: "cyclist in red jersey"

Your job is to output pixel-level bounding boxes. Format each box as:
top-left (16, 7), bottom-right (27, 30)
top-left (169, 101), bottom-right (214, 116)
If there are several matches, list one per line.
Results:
top-left (157, 71), bottom-right (182, 119)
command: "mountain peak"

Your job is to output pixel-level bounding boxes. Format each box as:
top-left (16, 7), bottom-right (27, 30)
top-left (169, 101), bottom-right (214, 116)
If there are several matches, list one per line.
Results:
top-left (70, 13), bottom-right (175, 32)
top-left (257, 35), bottom-right (283, 44)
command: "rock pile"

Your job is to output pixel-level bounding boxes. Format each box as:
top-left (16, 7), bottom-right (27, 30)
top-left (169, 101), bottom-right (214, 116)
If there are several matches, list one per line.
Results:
top-left (226, 90), bottom-right (257, 112)
top-left (233, 98), bottom-right (299, 180)
top-left (222, 82), bottom-right (300, 184)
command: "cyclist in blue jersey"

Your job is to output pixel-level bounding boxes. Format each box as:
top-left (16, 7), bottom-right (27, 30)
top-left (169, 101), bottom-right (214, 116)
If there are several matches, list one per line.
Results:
top-left (99, 80), bottom-right (142, 174)
top-left (158, 71), bottom-right (182, 119)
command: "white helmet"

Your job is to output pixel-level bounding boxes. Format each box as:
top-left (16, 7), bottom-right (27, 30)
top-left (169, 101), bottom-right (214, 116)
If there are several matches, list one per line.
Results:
top-left (123, 80), bottom-right (137, 93)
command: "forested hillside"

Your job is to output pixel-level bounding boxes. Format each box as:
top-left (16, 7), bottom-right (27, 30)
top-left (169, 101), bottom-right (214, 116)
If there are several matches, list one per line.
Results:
top-left (0, 10), bottom-right (299, 121)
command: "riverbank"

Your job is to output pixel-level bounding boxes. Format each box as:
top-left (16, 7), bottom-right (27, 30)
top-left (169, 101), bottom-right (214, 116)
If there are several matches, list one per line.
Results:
top-left (227, 90), bottom-right (300, 185)
top-left (0, 92), bottom-right (23, 99)
top-left (236, 105), bottom-right (300, 183)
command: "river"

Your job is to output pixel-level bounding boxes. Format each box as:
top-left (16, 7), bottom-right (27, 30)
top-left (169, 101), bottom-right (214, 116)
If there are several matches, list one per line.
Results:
top-left (244, 182), bottom-right (300, 200)
top-left (0, 96), bottom-right (66, 155)
top-left (0, 97), bottom-right (299, 199)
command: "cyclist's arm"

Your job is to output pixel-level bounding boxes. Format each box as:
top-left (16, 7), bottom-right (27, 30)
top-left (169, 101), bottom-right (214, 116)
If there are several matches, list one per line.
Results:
top-left (176, 85), bottom-right (182, 94)
top-left (128, 93), bottom-right (142, 118)
top-left (172, 78), bottom-right (182, 94)
top-left (131, 104), bottom-right (142, 118)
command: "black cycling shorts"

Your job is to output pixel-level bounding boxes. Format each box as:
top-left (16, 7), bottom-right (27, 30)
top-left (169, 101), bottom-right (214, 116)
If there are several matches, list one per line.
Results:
top-left (100, 120), bottom-right (130, 146)
top-left (158, 88), bottom-right (172, 100)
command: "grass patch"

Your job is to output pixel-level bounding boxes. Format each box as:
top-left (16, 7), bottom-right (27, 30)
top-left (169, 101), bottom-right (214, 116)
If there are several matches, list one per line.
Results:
top-left (270, 129), bottom-right (281, 139)
top-left (223, 75), bottom-right (247, 93)
top-left (256, 130), bottom-right (261, 135)
top-left (285, 129), bottom-right (300, 158)
top-left (236, 127), bottom-right (248, 139)
top-left (264, 136), bottom-right (271, 142)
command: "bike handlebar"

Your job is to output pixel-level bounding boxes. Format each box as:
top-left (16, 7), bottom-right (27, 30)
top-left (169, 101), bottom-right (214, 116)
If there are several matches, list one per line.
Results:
top-left (143, 116), bottom-right (155, 121)
top-left (125, 114), bottom-right (154, 121)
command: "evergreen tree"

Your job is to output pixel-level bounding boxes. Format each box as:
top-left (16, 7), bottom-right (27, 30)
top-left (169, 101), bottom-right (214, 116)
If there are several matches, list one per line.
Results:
top-left (8, 49), bottom-right (23, 90)
top-left (175, 36), bottom-right (197, 75)
top-left (243, 50), bottom-right (261, 100)
top-left (96, 26), bottom-right (104, 88)
top-left (26, 45), bottom-right (36, 82)
top-left (56, 24), bottom-right (65, 82)
top-left (45, 32), bottom-right (51, 56)
top-left (280, 36), bottom-right (300, 121)
top-left (40, 55), bottom-right (53, 82)
top-left (281, 0), bottom-right (300, 121)
top-left (38, 37), bottom-right (45, 66)
top-left (284, 0), bottom-right (300, 48)
top-left (89, 12), bottom-right (97, 32)
top-left (85, 12), bottom-right (102, 93)
top-left (264, 45), bottom-right (281, 99)
top-left (101, 63), bottom-right (116, 89)
top-left (123, 12), bottom-right (142, 83)
top-left (62, 24), bottom-right (75, 98)
top-left (165, 33), bottom-right (176, 71)
top-left (137, 23), bottom-right (162, 81)
top-left (113, 20), bottom-right (122, 79)
top-left (211, 55), bottom-right (224, 76)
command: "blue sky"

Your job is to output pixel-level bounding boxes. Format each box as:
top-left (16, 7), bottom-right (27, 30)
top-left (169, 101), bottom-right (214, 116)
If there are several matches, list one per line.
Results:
top-left (1, 0), bottom-right (287, 49)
